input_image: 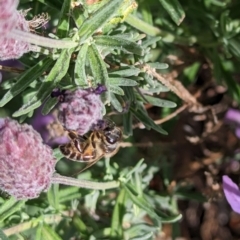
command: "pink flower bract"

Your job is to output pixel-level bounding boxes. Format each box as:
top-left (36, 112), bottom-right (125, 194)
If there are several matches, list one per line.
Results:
top-left (0, 118), bottom-right (56, 199)
top-left (0, 0), bottom-right (19, 36)
top-left (58, 88), bottom-right (104, 135)
top-left (0, 11), bottom-right (30, 60)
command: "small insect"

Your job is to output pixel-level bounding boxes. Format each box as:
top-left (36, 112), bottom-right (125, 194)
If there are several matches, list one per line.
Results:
top-left (59, 119), bottom-right (122, 172)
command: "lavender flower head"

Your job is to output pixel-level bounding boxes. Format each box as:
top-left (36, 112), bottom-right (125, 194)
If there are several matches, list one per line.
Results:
top-left (222, 175), bottom-right (240, 214)
top-left (0, 0), bottom-right (19, 36)
top-left (58, 88), bottom-right (104, 135)
top-left (0, 10), bottom-right (30, 60)
top-left (0, 118), bottom-right (56, 199)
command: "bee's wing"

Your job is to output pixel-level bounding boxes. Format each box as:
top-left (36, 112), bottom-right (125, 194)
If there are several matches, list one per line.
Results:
top-left (71, 154), bottom-right (104, 176)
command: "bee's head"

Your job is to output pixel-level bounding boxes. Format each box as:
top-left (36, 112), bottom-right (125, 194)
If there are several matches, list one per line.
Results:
top-left (104, 127), bottom-right (122, 144)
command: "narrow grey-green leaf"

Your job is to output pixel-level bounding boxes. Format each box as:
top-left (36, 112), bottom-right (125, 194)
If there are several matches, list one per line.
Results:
top-left (94, 35), bottom-right (144, 56)
top-left (56, 0), bottom-right (71, 38)
top-left (12, 81), bottom-right (54, 117)
top-left (109, 77), bottom-right (138, 86)
top-left (129, 232), bottom-right (154, 240)
top-left (13, 48), bottom-right (74, 117)
top-left (87, 44), bottom-right (108, 85)
top-left (110, 189), bottom-right (126, 238)
top-left (0, 198), bottom-right (25, 222)
top-left (46, 48), bottom-right (74, 84)
top-left (36, 224), bottom-right (43, 240)
top-left (78, 0), bottom-right (122, 42)
top-left (47, 184), bottom-right (59, 209)
top-left (148, 62), bottom-right (169, 69)
top-left (131, 105), bottom-right (167, 134)
top-left (72, 5), bottom-right (85, 28)
top-left (0, 58), bottom-right (52, 107)
top-left (124, 183), bottom-right (182, 223)
top-left (42, 223), bottom-right (62, 240)
top-left (137, 94), bottom-right (176, 108)
top-left (123, 112), bottom-right (133, 136)
top-left (74, 43), bottom-right (89, 86)
top-left (158, 0), bottom-right (185, 25)
top-left (110, 93), bottom-right (123, 112)
top-left (0, 229), bottom-right (9, 240)
top-left (41, 97), bottom-right (58, 115)
top-left (109, 85), bottom-right (124, 95)
top-left (110, 68), bottom-right (140, 77)
top-left (142, 36), bottom-right (162, 48)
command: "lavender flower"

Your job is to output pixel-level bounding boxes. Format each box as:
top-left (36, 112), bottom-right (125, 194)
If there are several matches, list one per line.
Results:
top-left (222, 175), bottom-right (240, 214)
top-left (58, 88), bottom-right (104, 135)
top-left (0, 11), bottom-right (31, 60)
top-left (31, 107), bottom-right (68, 147)
top-left (0, 0), bottom-right (19, 36)
top-left (225, 108), bottom-right (240, 139)
top-left (0, 118), bottom-right (56, 199)
top-left (0, 0), bottom-right (76, 60)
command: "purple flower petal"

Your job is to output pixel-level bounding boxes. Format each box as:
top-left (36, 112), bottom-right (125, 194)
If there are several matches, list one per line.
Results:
top-left (236, 128), bottom-right (240, 139)
top-left (225, 108), bottom-right (240, 125)
top-left (222, 175), bottom-right (240, 214)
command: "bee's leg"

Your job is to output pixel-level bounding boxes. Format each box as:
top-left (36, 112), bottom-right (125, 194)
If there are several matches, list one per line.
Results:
top-left (59, 143), bottom-right (71, 157)
top-left (68, 130), bottom-right (79, 140)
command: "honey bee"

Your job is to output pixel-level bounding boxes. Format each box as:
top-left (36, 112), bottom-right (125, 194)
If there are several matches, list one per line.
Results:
top-left (59, 119), bottom-right (122, 172)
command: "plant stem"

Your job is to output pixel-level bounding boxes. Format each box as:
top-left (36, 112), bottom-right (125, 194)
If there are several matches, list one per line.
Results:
top-left (9, 29), bottom-right (78, 49)
top-left (51, 173), bottom-right (120, 190)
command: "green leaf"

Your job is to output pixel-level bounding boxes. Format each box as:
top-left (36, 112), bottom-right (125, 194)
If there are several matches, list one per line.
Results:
top-left (48, 48), bottom-right (75, 84)
top-left (110, 93), bottom-right (123, 112)
top-left (0, 228), bottom-right (9, 240)
top-left (137, 94), bottom-right (177, 108)
top-left (58, 187), bottom-right (81, 203)
top-left (123, 86), bottom-right (136, 102)
top-left (13, 48), bottom-right (74, 117)
top-left (41, 97), bottom-right (58, 115)
top-left (47, 184), bottom-right (59, 209)
top-left (12, 81), bottom-right (54, 117)
top-left (36, 224), bottom-right (43, 240)
top-left (74, 43), bottom-right (89, 86)
top-left (110, 68), bottom-right (140, 77)
top-left (0, 58), bottom-right (52, 107)
top-left (41, 223), bottom-right (62, 240)
top-left (148, 62), bottom-right (169, 70)
top-left (94, 35), bottom-right (144, 56)
top-left (56, 0), bottom-right (71, 38)
top-left (87, 44), bottom-right (108, 85)
top-left (131, 105), bottom-right (167, 135)
top-left (110, 189), bottom-right (126, 238)
top-left (142, 36), bottom-right (162, 48)
top-left (0, 198), bottom-right (25, 222)
top-left (158, 0), bottom-right (185, 25)
top-left (109, 85), bottom-right (124, 95)
top-left (78, 0), bottom-right (123, 42)
top-left (129, 232), bottom-right (154, 240)
top-left (72, 5), bottom-right (85, 28)
top-left (124, 183), bottom-right (182, 223)
top-left (73, 215), bottom-right (88, 235)
top-left (123, 112), bottom-right (133, 136)
top-left (109, 77), bottom-right (138, 86)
